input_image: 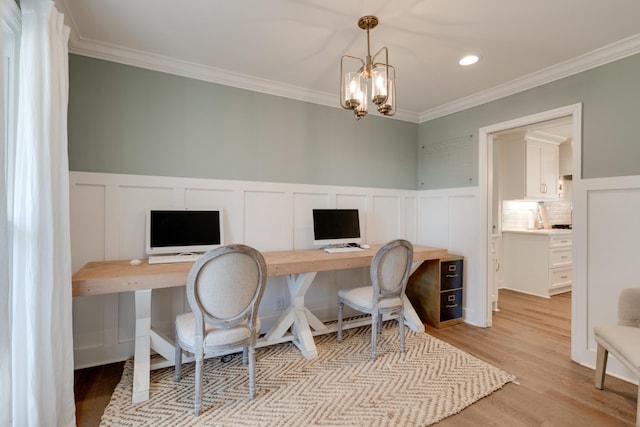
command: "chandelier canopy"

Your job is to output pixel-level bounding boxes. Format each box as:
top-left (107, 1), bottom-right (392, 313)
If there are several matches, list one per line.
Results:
top-left (340, 16), bottom-right (396, 120)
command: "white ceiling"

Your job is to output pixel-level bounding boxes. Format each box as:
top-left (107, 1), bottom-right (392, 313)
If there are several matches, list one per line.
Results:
top-left (55, 0), bottom-right (640, 123)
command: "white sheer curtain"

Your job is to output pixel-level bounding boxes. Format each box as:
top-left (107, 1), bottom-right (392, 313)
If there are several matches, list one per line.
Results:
top-left (0, 8), bottom-right (12, 427)
top-left (5, 0), bottom-right (75, 425)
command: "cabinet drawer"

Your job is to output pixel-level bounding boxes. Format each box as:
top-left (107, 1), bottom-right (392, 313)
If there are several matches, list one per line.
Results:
top-left (549, 267), bottom-right (572, 288)
top-left (441, 260), bottom-right (463, 290)
top-left (550, 235), bottom-right (572, 247)
top-left (549, 247), bottom-right (572, 267)
top-left (440, 289), bottom-right (463, 322)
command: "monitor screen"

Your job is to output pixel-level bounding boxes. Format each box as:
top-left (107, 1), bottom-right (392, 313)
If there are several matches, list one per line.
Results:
top-left (145, 209), bottom-right (224, 255)
top-left (312, 209), bottom-right (362, 246)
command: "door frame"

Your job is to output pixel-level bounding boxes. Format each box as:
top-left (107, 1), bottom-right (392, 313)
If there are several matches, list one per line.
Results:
top-left (477, 103), bottom-right (582, 326)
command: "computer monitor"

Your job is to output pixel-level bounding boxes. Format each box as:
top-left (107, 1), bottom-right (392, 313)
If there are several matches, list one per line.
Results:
top-left (145, 209), bottom-right (224, 255)
top-left (312, 209), bottom-right (362, 246)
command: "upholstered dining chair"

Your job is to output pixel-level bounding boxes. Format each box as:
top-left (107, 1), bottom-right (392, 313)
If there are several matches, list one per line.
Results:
top-left (337, 239), bottom-right (413, 360)
top-left (593, 287), bottom-right (640, 426)
top-left (174, 244), bottom-right (267, 416)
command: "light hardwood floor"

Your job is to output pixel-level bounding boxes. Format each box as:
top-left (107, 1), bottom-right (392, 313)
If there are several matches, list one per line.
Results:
top-left (74, 290), bottom-right (637, 426)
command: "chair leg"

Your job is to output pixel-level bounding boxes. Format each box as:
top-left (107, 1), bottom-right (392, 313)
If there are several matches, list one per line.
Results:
top-left (242, 345), bottom-right (248, 366)
top-left (174, 336), bottom-right (182, 382)
top-left (249, 344), bottom-right (256, 400)
top-left (337, 299), bottom-right (344, 343)
top-left (636, 386), bottom-right (639, 427)
top-left (398, 309), bottom-right (405, 353)
top-left (594, 344), bottom-right (608, 390)
top-left (371, 313), bottom-right (378, 360)
top-left (378, 313), bottom-right (383, 334)
top-left (194, 356), bottom-right (203, 416)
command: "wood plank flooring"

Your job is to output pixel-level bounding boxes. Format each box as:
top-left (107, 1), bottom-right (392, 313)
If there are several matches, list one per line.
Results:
top-left (73, 290), bottom-right (637, 426)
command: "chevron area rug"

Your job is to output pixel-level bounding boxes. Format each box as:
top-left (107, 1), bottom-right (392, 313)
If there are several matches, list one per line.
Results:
top-left (101, 323), bottom-right (515, 426)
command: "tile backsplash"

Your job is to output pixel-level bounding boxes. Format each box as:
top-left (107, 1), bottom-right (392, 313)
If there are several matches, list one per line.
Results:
top-left (502, 199), bottom-right (572, 230)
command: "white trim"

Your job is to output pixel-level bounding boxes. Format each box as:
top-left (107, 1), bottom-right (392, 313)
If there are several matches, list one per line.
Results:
top-left (62, 28), bottom-right (420, 123)
top-left (478, 104), bottom-right (582, 332)
top-left (57, 0), bottom-right (640, 126)
top-left (419, 35), bottom-right (640, 122)
top-left (572, 174), bottom-right (640, 383)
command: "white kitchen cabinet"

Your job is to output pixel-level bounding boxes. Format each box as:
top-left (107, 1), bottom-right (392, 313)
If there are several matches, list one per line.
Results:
top-left (499, 131), bottom-right (563, 201)
top-left (526, 140), bottom-right (559, 199)
top-left (502, 230), bottom-right (572, 298)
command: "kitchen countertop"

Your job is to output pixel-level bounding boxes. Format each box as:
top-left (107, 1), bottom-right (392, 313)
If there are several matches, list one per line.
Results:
top-left (501, 228), bottom-right (572, 236)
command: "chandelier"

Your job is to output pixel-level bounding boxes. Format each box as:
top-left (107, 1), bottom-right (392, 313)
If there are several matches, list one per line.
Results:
top-left (340, 16), bottom-right (396, 120)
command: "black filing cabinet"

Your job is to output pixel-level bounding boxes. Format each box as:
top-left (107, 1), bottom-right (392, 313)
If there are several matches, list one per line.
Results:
top-left (406, 254), bottom-right (464, 328)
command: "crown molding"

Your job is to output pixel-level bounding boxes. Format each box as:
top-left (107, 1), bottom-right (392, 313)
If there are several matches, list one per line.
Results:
top-left (418, 33), bottom-right (640, 123)
top-left (63, 11), bottom-right (639, 127)
top-left (66, 32), bottom-right (420, 123)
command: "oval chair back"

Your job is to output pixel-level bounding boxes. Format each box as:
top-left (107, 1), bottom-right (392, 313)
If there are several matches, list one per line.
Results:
top-left (175, 244), bottom-right (267, 416)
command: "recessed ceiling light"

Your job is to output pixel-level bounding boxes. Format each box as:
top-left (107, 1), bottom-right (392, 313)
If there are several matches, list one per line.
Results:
top-left (459, 55), bottom-right (479, 66)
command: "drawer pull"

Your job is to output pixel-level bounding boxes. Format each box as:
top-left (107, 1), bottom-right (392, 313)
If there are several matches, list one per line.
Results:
top-left (447, 295), bottom-right (456, 302)
top-left (445, 304), bottom-right (458, 309)
top-left (560, 256), bottom-right (568, 259)
top-left (446, 274), bottom-right (459, 278)
top-left (560, 275), bottom-right (568, 279)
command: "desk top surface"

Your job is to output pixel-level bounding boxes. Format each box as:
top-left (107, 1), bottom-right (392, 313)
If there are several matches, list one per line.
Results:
top-left (72, 244), bottom-right (448, 297)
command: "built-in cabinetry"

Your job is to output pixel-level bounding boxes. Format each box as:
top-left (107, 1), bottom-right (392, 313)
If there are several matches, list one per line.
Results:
top-left (499, 130), bottom-right (566, 201)
top-left (406, 255), bottom-right (464, 328)
top-left (502, 230), bottom-right (572, 298)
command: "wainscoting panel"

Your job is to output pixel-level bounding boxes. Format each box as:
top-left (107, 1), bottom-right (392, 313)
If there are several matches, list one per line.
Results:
top-left (70, 183), bottom-right (106, 267)
top-left (418, 195), bottom-right (449, 248)
top-left (418, 187), bottom-right (482, 326)
top-left (244, 190), bottom-right (291, 251)
top-left (567, 174), bottom-right (640, 383)
top-left (70, 172), bottom-right (421, 368)
top-left (370, 195), bottom-right (401, 244)
top-left (576, 178), bottom-right (640, 381)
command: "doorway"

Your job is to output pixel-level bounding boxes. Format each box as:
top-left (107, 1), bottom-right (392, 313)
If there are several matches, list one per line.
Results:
top-left (478, 104), bottom-right (582, 327)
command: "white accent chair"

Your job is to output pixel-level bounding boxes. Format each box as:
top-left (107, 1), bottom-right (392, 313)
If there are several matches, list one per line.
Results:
top-left (337, 239), bottom-right (413, 360)
top-left (174, 244), bottom-right (267, 416)
top-left (594, 287), bottom-right (640, 426)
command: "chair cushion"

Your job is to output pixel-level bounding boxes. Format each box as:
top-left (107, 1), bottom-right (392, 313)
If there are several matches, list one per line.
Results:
top-left (176, 312), bottom-right (260, 349)
top-left (338, 286), bottom-right (403, 312)
top-left (594, 325), bottom-right (640, 374)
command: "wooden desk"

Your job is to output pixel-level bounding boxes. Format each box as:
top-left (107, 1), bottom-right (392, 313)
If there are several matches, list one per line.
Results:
top-left (73, 244), bottom-right (447, 402)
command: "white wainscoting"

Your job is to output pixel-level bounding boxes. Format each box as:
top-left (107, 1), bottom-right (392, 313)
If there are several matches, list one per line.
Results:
top-left (70, 172), bottom-right (420, 368)
top-left (417, 187), bottom-right (483, 327)
top-left (572, 174), bottom-right (640, 383)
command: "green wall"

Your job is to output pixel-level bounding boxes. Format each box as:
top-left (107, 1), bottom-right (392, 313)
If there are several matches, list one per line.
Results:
top-left (68, 52), bottom-right (640, 191)
top-left (419, 53), bottom-right (640, 189)
top-left (68, 55), bottom-right (419, 190)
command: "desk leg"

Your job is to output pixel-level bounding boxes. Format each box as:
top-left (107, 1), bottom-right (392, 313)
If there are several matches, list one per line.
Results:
top-left (132, 289), bottom-right (151, 403)
top-left (264, 272), bottom-right (325, 359)
top-left (403, 297), bottom-right (425, 333)
top-left (403, 261), bottom-right (426, 333)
